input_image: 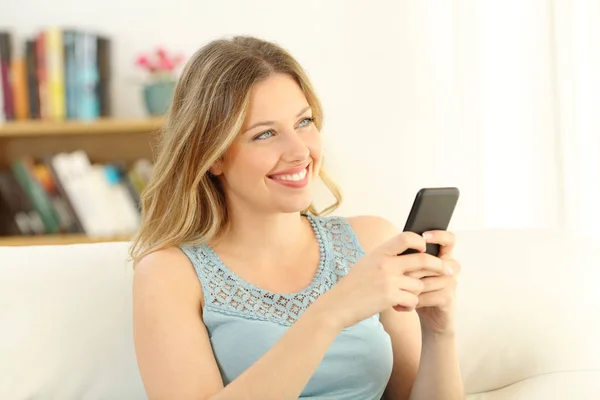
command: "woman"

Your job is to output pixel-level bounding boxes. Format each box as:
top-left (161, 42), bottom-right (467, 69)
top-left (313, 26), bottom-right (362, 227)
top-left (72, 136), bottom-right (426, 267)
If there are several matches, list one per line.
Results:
top-left (130, 36), bottom-right (464, 400)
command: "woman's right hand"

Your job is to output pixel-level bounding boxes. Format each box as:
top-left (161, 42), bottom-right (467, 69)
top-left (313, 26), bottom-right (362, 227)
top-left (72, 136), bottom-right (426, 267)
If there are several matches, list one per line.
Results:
top-left (316, 232), bottom-right (451, 330)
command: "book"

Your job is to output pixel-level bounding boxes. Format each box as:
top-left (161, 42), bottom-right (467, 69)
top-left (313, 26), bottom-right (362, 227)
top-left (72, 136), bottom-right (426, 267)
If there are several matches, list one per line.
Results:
top-left (0, 31), bottom-right (14, 121)
top-left (0, 27), bottom-right (112, 122)
top-left (0, 149), bottom-right (153, 239)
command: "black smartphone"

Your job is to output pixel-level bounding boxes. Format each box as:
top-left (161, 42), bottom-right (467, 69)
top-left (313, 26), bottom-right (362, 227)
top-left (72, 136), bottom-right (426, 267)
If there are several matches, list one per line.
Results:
top-left (400, 187), bottom-right (460, 256)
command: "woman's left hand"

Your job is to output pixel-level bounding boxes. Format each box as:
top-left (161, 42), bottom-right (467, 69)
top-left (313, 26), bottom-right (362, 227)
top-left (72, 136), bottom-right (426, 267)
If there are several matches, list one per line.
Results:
top-left (409, 230), bottom-right (461, 335)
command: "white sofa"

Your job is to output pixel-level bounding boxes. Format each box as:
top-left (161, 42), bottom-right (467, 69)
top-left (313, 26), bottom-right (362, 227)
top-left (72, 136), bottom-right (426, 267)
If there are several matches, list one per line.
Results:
top-left (1, 228), bottom-right (599, 399)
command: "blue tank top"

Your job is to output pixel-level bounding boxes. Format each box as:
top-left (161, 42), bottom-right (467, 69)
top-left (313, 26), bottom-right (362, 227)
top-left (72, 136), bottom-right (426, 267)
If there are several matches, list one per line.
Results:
top-left (180, 214), bottom-right (393, 399)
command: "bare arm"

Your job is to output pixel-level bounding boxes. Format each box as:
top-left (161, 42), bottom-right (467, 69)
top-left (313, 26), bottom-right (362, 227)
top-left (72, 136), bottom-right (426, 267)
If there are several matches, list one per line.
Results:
top-left (133, 247), bottom-right (223, 399)
top-left (409, 328), bottom-right (464, 400)
top-left (133, 247), bottom-right (342, 400)
top-left (381, 309), bottom-right (464, 400)
top-left (379, 309), bottom-right (421, 399)
top-left (348, 216), bottom-right (464, 400)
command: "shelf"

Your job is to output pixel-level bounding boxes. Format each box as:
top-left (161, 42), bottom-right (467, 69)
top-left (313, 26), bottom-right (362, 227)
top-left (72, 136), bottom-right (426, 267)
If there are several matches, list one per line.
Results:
top-left (0, 117), bottom-right (164, 138)
top-left (0, 234), bottom-right (132, 246)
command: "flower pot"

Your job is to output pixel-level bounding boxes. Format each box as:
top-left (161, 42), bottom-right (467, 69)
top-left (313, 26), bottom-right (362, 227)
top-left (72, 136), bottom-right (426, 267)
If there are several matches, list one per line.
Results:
top-left (143, 80), bottom-right (176, 116)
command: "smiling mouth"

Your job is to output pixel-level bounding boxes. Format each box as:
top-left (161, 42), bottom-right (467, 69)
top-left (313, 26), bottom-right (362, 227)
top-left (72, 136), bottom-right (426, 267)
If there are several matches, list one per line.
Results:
top-left (267, 164), bottom-right (311, 187)
top-left (269, 167), bottom-right (308, 182)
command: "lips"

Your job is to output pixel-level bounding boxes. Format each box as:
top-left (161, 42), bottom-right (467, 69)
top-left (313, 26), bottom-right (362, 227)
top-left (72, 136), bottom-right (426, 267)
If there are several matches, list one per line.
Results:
top-left (268, 162), bottom-right (310, 177)
top-left (268, 163), bottom-right (311, 187)
top-left (269, 166), bottom-right (308, 182)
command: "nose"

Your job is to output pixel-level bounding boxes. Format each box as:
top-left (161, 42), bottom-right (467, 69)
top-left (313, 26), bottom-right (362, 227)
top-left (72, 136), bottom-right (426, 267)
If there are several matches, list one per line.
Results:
top-left (281, 130), bottom-right (310, 163)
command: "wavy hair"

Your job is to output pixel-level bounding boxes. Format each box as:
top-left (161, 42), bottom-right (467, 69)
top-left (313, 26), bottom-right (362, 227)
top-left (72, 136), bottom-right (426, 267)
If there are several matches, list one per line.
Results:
top-left (129, 36), bottom-right (342, 266)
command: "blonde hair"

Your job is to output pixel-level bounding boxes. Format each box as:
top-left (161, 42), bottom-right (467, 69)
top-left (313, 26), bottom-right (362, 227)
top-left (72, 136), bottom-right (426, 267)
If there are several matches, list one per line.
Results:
top-left (129, 36), bottom-right (342, 266)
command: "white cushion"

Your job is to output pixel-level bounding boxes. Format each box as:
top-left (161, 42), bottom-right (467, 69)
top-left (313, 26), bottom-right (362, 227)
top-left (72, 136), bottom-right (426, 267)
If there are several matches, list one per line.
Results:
top-left (0, 242), bottom-right (145, 399)
top-left (453, 229), bottom-right (600, 398)
top-left (466, 371), bottom-right (600, 400)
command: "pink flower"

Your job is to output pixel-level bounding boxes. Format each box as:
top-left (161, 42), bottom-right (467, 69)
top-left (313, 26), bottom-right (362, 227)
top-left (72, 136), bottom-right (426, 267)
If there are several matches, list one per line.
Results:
top-left (136, 47), bottom-right (185, 76)
top-left (156, 47), bottom-right (168, 61)
top-left (136, 55), bottom-right (149, 67)
top-left (159, 58), bottom-right (174, 71)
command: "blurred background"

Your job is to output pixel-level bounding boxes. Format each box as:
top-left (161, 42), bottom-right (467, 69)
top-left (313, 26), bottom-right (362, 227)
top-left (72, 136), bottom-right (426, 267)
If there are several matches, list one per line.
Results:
top-left (0, 0), bottom-right (598, 246)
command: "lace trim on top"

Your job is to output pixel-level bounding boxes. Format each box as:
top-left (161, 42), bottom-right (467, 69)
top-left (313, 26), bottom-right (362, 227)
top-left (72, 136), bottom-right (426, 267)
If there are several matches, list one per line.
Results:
top-left (181, 214), bottom-right (364, 326)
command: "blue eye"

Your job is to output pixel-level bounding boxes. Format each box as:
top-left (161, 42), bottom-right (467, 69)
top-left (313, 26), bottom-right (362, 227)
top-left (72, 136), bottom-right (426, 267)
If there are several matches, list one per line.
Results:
top-left (252, 117), bottom-right (314, 141)
top-left (298, 117), bottom-right (315, 128)
top-left (254, 130), bottom-right (275, 141)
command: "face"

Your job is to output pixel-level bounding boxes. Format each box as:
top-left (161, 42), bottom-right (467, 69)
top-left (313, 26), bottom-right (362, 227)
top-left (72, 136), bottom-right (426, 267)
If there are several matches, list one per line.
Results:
top-left (211, 73), bottom-right (322, 215)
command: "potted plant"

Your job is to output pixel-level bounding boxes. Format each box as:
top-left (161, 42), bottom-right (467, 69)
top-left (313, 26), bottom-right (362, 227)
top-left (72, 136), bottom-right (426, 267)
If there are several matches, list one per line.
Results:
top-left (136, 47), bottom-right (184, 115)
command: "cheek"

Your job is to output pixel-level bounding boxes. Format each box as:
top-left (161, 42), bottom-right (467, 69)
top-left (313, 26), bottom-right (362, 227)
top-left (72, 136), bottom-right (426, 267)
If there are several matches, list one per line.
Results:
top-left (224, 144), bottom-right (277, 180)
top-left (307, 130), bottom-right (323, 163)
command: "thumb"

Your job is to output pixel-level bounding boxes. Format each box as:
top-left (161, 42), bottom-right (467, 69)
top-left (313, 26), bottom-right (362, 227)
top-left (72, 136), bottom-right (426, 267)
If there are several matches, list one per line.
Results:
top-left (374, 231), bottom-right (427, 256)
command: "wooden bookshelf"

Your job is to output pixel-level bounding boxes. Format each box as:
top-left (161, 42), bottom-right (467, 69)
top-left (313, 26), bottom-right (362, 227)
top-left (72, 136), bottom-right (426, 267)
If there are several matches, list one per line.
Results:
top-left (0, 117), bottom-right (163, 246)
top-left (0, 234), bottom-right (132, 246)
top-left (0, 117), bottom-right (164, 137)
top-left (0, 117), bottom-right (164, 168)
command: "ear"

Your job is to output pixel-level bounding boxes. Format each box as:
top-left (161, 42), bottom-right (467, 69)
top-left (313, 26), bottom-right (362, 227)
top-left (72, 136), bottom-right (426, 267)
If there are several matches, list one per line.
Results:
top-left (209, 159), bottom-right (224, 176)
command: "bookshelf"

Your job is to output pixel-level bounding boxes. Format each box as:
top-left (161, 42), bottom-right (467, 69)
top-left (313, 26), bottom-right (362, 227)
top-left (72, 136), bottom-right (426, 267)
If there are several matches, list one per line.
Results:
top-left (0, 233), bottom-right (132, 246)
top-left (0, 117), bottom-right (164, 137)
top-left (0, 117), bottom-right (164, 168)
top-left (0, 117), bottom-right (164, 246)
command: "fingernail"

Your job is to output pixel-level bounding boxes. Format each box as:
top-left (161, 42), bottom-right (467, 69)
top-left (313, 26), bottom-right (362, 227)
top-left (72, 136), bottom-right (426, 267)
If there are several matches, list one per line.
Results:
top-left (422, 232), bottom-right (433, 240)
top-left (445, 267), bottom-right (454, 276)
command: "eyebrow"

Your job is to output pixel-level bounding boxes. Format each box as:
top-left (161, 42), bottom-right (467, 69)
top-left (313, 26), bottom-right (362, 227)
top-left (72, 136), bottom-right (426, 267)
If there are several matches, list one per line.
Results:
top-left (243, 106), bottom-right (312, 133)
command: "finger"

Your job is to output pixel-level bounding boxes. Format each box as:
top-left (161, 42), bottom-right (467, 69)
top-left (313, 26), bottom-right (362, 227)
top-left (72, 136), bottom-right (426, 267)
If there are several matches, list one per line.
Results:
top-left (406, 269), bottom-right (442, 279)
top-left (375, 231), bottom-right (427, 257)
top-left (393, 304), bottom-right (416, 312)
top-left (417, 289), bottom-right (454, 308)
top-left (391, 290), bottom-right (419, 311)
top-left (420, 275), bottom-right (454, 292)
top-left (423, 230), bottom-right (456, 258)
top-left (405, 259), bottom-right (459, 279)
top-left (444, 259), bottom-right (461, 276)
top-left (422, 230), bottom-right (455, 247)
top-left (386, 252), bottom-right (450, 276)
top-left (396, 275), bottom-right (425, 295)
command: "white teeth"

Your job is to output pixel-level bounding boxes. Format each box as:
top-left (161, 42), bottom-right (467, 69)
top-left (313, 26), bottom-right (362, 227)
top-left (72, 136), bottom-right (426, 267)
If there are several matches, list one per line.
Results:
top-left (274, 167), bottom-right (307, 181)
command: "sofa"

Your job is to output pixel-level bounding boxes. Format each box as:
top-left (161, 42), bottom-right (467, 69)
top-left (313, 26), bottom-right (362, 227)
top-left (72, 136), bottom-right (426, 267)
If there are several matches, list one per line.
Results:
top-left (1, 228), bottom-right (599, 399)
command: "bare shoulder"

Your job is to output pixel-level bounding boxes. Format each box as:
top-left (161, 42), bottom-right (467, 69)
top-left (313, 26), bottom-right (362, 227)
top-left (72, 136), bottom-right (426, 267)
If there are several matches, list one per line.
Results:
top-left (133, 246), bottom-right (203, 307)
top-left (133, 247), bottom-right (223, 398)
top-left (134, 245), bottom-right (193, 272)
top-left (345, 215), bottom-right (400, 253)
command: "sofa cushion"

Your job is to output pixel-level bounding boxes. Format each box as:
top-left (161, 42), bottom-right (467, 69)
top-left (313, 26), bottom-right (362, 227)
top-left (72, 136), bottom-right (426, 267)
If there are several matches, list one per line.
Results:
top-left (466, 370), bottom-right (600, 400)
top-left (453, 229), bottom-right (600, 397)
top-left (0, 242), bottom-right (145, 399)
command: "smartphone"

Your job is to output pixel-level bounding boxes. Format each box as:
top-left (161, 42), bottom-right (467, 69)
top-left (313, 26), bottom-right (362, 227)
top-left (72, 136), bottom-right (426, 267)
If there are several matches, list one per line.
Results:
top-left (399, 187), bottom-right (460, 256)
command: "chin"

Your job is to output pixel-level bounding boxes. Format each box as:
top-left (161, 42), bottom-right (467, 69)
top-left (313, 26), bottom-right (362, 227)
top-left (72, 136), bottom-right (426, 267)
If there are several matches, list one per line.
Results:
top-left (275, 193), bottom-right (313, 214)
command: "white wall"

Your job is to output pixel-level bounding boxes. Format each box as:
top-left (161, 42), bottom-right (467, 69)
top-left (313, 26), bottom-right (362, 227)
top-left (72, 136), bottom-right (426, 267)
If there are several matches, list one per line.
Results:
top-left (479, 0), bottom-right (560, 230)
top-left (1, 0), bottom-right (563, 231)
top-left (552, 0), bottom-right (600, 234)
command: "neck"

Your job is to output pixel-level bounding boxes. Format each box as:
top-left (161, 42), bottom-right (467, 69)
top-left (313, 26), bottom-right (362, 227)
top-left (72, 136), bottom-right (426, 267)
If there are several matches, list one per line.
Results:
top-left (214, 203), bottom-right (309, 258)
